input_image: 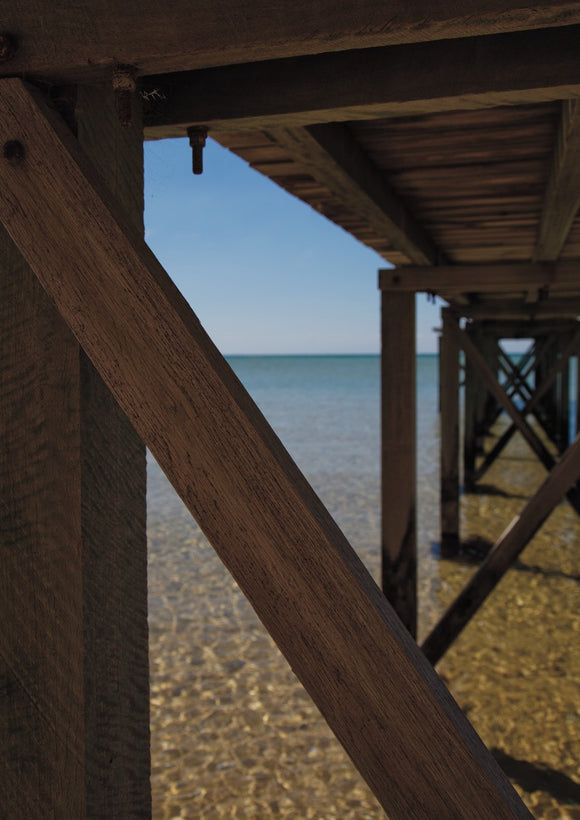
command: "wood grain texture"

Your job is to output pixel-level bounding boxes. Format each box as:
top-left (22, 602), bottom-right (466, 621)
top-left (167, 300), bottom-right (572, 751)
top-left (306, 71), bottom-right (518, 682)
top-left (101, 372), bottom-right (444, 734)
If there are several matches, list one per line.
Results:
top-left (217, 102), bottom-right (567, 270)
top-left (3, 2), bottom-right (580, 81)
top-left (422, 430), bottom-right (580, 665)
top-left (75, 84), bottom-right (150, 819)
top-left (381, 292), bottom-right (417, 636)
top-left (0, 78), bottom-right (530, 818)
top-left (0, 82), bottom-right (149, 819)
top-left (379, 260), bottom-right (580, 294)
top-left (535, 100), bottom-right (580, 261)
top-left (269, 125), bottom-right (442, 265)
top-left (144, 25), bottom-right (580, 136)
top-left (0, 213), bottom-right (86, 818)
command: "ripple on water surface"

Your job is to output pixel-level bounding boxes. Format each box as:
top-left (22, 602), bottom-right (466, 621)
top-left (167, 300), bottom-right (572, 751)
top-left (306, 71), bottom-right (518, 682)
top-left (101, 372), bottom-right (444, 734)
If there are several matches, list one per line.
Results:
top-left (148, 359), bottom-right (579, 819)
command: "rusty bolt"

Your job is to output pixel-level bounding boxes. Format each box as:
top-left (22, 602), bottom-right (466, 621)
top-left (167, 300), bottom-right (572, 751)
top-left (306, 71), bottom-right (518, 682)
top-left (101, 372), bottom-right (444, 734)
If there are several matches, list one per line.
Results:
top-left (3, 140), bottom-right (25, 165)
top-left (113, 65), bottom-right (137, 127)
top-left (187, 126), bottom-right (209, 175)
top-left (0, 34), bottom-right (18, 63)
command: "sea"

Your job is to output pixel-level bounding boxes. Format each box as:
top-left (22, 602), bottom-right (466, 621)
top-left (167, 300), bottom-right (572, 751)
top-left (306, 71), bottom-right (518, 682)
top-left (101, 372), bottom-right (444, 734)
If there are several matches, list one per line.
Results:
top-left (147, 354), bottom-right (579, 819)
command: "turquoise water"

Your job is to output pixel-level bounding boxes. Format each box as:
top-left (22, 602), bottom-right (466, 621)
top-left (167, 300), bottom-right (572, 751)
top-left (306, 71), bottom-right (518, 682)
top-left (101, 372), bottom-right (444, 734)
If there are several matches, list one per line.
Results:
top-left (148, 353), bottom-right (579, 819)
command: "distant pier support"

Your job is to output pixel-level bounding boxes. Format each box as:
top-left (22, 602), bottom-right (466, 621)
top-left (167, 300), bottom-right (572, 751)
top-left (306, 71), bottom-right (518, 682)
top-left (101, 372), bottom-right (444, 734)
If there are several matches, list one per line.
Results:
top-left (440, 309), bottom-right (460, 554)
top-left (381, 291), bottom-right (417, 636)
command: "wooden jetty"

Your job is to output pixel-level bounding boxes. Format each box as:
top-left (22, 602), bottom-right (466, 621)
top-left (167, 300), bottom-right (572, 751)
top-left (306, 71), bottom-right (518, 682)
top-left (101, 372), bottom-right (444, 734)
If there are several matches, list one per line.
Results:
top-left (1, 3), bottom-right (579, 817)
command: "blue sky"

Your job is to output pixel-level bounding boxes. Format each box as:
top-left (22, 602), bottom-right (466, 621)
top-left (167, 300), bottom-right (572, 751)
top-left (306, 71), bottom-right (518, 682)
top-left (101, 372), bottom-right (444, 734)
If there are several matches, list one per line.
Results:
top-left (144, 137), bottom-right (441, 355)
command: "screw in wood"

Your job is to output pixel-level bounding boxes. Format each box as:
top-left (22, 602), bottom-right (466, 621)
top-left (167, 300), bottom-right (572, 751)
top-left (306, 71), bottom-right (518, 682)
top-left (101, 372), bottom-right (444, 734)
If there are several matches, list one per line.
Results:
top-left (0, 34), bottom-right (18, 63)
top-left (187, 126), bottom-right (209, 175)
top-left (3, 140), bottom-right (25, 165)
top-left (113, 65), bottom-right (138, 127)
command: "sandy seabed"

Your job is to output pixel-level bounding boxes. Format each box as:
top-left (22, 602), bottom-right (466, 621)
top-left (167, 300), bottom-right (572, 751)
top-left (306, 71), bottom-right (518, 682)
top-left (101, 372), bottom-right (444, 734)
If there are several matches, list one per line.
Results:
top-left (148, 421), bottom-right (579, 819)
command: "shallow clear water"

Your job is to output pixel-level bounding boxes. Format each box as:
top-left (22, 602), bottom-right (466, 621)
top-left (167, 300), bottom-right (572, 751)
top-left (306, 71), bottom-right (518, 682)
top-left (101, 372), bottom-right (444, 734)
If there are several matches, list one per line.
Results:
top-left (148, 354), bottom-right (579, 819)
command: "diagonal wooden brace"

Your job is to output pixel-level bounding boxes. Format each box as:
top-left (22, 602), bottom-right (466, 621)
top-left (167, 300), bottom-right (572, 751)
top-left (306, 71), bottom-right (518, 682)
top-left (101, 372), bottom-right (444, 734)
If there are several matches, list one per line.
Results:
top-left (422, 430), bottom-right (580, 665)
top-left (448, 319), bottom-right (580, 514)
top-left (474, 327), bottom-right (580, 483)
top-left (0, 79), bottom-right (530, 818)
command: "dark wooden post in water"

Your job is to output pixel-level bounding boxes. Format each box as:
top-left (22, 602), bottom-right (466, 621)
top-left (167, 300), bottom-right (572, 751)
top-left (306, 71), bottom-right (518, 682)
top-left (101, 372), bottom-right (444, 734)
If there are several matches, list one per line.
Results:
top-left (381, 290), bottom-right (417, 636)
top-left (440, 308), bottom-right (461, 554)
top-left (0, 84), bottom-right (150, 817)
top-left (557, 332), bottom-right (571, 451)
top-left (463, 323), bottom-right (481, 488)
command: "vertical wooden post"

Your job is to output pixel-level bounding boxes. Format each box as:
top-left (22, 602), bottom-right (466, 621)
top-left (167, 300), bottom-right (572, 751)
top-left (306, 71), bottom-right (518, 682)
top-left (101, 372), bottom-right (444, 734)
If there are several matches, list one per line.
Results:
top-left (381, 291), bottom-right (416, 636)
top-left (463, 324), bottom-right (479, 489)
top-left (557, 333), bottom-right (571, 452)
top-left (0, 84), bottom-right (150, 817)
top-left (440, 309), bottom-right (460, 555)
top-left (76, 84), bottom-right (150, 818)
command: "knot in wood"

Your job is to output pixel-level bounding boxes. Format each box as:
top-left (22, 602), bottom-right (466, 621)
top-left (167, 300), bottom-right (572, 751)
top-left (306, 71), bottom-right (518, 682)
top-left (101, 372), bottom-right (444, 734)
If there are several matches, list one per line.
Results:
top-left (3, 140), bottom-right (25, 165)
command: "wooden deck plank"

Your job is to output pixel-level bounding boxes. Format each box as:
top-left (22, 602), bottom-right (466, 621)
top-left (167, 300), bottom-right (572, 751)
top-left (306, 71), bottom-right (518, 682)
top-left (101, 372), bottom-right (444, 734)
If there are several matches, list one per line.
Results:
top-left (535, 101), bottom-right (580, 261)
top-left (0, 78), bottom-right (530, 819)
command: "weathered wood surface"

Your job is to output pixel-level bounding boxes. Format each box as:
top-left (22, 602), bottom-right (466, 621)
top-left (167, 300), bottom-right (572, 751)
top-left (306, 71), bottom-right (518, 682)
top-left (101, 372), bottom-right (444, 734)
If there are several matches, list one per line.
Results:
top-left (144, 26), bottom-right (580, 136)
top-left (0, 78), bottom-right (530, 818)
top-left (270, 125), bottom-right (442, 266)
top-left (379, 260), bottom-right (580, 295)
top-left (0, 82), bottom-right (149, 818)
top-left (535, 100), bottom-right (580, 261)
top-left (3, 2), bottom-right (580, 81)
top-left (422, 431), bottom-right (580, 665)
top-left (440, 310), bottom-right (460, 552)
top-left (76, 84), bottom-right (151, 819)
top-left (219, 103), bottom-right (572, 270)
top-left (381, 292), bottom-right (417, 636)
top-left (0, 214), bottom-right (86, 818)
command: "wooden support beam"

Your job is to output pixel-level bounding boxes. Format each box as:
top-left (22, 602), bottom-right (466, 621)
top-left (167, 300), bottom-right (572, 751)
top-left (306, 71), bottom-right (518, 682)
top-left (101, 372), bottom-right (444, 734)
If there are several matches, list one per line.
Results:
top-left (535, 100), bottom-right (580, 261)
top-left (463, 325), bottom-right (485, 488)
top-left (381, 292), bottom-right (417, 636)
top-left (270, 125), bottom-right (443, 266)
top-left (422, 430), bottom-right (580, 665)
top-left (3, 2), bottom-right (580, 83)
top-left (0, 83), bottom-right (149, 816)
top-left (143, 25), bottom-right (580, 135)
top-left (456, 300), bottom-right (580, 320)
top-left (450, 319), bottom-right (580, 516)
top-left (453, 322), bottom-right (554, 468)
top-left (440, 310), bottom-right (460, 553)
top-left (379, 260), bottom-right (580, 295)
top-left (0, 78), bottom-right (530, 819)
top-left (497, 351), bottom-right (534, 405)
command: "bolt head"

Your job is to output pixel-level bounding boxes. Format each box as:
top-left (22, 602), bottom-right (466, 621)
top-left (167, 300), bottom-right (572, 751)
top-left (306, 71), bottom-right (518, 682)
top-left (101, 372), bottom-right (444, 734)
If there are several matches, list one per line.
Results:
top-left (3, 140), bottom-right (25, 165)
top-left (0, 34), bottom-right (18, 62)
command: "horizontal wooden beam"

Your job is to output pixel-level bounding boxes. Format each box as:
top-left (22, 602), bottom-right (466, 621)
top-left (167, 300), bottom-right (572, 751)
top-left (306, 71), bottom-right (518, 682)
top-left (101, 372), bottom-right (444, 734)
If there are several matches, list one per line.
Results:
top-left (379, 261), bottom-right (580, 294)
top-left (270, 125), bottom-right (443, 266)
top-left (3, 2), bottom-right (580, 83)
top-left (0, 78), bottom-right (530, 819)
top-left (457, 300), bottom-right (580, 320)
top-left (143, 25), bottom-right (580, 136)
top-left (534, 100), bottom-right (580, 261)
